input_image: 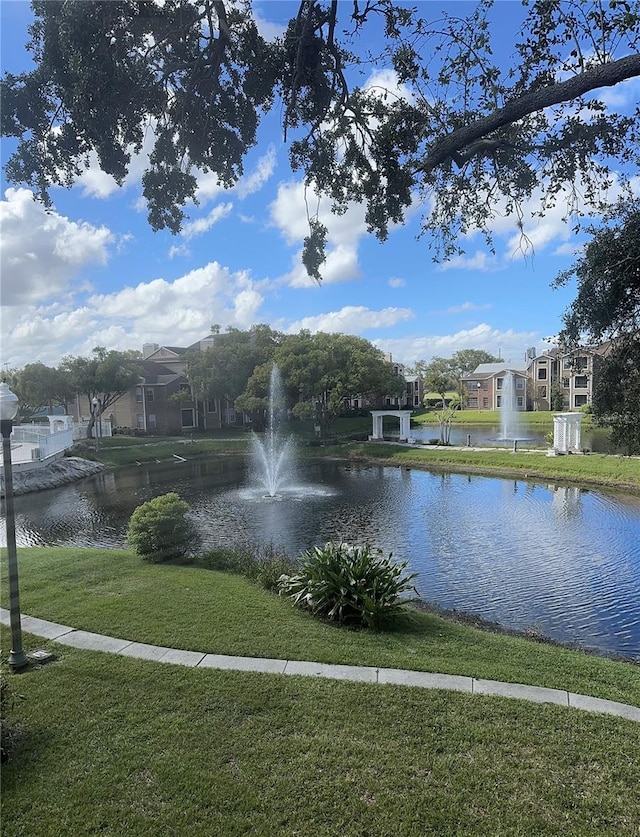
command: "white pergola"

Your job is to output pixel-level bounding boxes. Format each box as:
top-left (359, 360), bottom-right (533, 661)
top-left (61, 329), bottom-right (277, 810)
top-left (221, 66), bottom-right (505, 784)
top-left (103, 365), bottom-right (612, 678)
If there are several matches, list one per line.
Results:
top-left (369, 410), bottom-right (412, 442)
top-left (552, 412), bottom-right (584, 454)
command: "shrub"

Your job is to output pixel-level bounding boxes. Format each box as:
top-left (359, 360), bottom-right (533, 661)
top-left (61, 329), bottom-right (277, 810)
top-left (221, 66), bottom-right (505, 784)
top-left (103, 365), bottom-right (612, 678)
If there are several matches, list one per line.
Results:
top-left (126, 492), bottom-right (199, 563)
top-left (278, 541), bottom-right (418, 629)
top-left (197, 542), bottom-right (298, 592)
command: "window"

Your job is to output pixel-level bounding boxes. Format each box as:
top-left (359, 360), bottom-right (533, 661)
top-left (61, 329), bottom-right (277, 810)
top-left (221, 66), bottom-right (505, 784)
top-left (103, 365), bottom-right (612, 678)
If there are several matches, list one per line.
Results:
top-left (538, 368), bottom-right (547, 380)
top-left (414, 395), bottom-right (420, 406)
top-left (482, 397), bottom-right (489, 408)
top-left (136, 413), bottom-right (144, 429)
top-left (562, 396), bottom-right (570, 408)
top-left (574, 356), bottom-right (588, 371)
top-left (181, 409), bottom-right (195, 428)
top-left (516, 378), bottom-right (525, 389)
top-left (148, 414), bottom-right (157, 430)
top-left (468, 397), bottom-right (478, 408)
top-left (206, 399), bottom-right (217, 413)
top-left (538, 386), bottom-right (547, 398)
top-left (135, 386), bottom-right (143, 402)
top-left (146, 389), bottom-right (154, 402)
top-left (574, 395), bottom-right (588, 407)
top-left (497, 378), bottom-right (503, 390)
top-left (516, 396), bottom-right (524, 408)
top-left (496, 396), bottom-right (502, 407)
top-left (562, 377), bottom-right (570, 388)
top-left (574, 375), bottom-right (588, 388)
top-left (179, 383), bottom-right (191, 398)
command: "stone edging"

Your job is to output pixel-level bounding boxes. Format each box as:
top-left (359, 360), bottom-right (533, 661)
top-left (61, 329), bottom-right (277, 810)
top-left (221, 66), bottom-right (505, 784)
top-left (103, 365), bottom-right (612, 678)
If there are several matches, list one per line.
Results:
top-left (2, 609), bottom-right (638, 723)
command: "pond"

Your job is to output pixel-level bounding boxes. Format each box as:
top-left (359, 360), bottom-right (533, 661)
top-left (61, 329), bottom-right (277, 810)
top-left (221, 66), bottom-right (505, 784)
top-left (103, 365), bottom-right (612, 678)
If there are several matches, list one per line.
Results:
top-left (404, 424), bottom-right (619, 452)
top-left (3, 457), bottom-right (639, 661)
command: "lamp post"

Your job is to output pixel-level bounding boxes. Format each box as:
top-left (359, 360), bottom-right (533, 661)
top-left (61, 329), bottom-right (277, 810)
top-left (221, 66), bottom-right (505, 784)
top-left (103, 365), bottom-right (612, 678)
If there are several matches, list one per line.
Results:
top-left (0, 382), bottom-right (28, 670)
top-left (91, 397), bottom-right (101, 452)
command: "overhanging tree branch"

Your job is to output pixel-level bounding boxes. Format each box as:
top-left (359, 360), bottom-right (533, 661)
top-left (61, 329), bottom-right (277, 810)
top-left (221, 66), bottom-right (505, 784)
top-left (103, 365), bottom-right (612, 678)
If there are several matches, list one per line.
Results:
top-left (417, 53), bottom-right (640, 173)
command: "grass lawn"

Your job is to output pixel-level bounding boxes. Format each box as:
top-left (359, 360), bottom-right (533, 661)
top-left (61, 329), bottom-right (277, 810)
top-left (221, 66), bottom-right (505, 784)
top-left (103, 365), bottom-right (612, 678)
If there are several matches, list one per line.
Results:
top-left (342, 443), bottom-right (640, 493)
top-left (1, 627), bottom-right (638, 837)
top-left (2, 548), bottom-right (639, 706)
top-left (412, 408), bottom-right (562, 427)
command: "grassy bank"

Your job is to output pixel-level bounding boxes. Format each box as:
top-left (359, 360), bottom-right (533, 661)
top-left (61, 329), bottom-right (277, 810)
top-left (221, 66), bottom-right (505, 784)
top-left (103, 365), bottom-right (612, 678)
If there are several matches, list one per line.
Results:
top-left (412, 408), bottom-right (562, 427)
top-left (2, 547), bottom-right (639, 836)
top-left (77, 429), bottom-right (639, 493)
top-left (342, 443), bottom-right (640, 493)
top-left (2, 548), bottom-right (638, 704)
top-left (2, 622), bottom-right (638, 837)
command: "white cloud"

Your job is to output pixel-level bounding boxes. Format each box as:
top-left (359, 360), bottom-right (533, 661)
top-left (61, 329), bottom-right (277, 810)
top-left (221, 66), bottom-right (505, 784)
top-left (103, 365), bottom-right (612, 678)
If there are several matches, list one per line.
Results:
top-left (76, 124), bottom-right (156, 199)
top-left (236, 146), bottom-right (277, 198)
top-left (373, 324), bottom-right (540, 366)
top-left (287, 306), bottom-right (414, 334)
top-left (270, 180), bottom-right (367, 286)
top-left (253, 8), bottom-right (286, 41)
top-left (0, 188), bottom-right (114, 306)
top-left (442, 302), bottom-right (492, 315)
top-left (388, 277), bottom-right (406, 288)
top-left (168, 244), bottom-right (191, 259)
top-left (182, 202), bottom-right (233, 239)
top-left (553, 241), bottom-right (584, 257)
top-left (438, 251), bottom-right (499, 272)
top-left (3, 261), bottom-right (265, 368)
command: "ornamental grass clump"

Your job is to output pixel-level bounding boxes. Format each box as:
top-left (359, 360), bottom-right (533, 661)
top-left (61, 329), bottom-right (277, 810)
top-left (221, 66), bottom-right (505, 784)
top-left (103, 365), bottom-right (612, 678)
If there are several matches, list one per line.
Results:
top-left (278, 541), bottom-right (418, 629)
top-left (126, 492), bottom-right (199, 563)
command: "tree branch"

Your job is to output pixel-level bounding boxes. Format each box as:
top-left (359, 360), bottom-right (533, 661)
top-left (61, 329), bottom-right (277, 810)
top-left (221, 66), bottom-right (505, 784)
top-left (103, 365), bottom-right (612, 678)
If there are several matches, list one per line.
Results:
top-left (417, 53), bottom-right (640, 173)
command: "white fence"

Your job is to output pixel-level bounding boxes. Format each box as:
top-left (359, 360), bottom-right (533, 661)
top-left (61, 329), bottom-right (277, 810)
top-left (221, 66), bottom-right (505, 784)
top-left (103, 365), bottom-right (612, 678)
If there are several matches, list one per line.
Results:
top-left (74, 419), bottom-right (112, 441)
top-left (2, 426), bottom-right (75, 466)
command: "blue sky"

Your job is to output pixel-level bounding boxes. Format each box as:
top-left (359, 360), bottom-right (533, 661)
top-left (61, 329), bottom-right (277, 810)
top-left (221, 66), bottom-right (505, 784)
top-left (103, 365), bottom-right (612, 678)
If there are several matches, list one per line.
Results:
top-left (1, 0), bottom-right (636, 371)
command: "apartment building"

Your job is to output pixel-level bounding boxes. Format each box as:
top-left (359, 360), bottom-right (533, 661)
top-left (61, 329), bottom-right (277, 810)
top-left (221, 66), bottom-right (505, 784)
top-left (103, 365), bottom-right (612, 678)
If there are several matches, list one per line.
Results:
top-left (528, 344), bottom-right (612, 411)
top-left (460, 363), bottom-right (528, 410)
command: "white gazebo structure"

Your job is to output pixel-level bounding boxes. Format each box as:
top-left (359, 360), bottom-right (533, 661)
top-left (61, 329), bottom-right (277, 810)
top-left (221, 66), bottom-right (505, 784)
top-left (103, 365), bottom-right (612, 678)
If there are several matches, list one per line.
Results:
top-left (370, 410), bottom-right (413, 442)
top-left (551, 412), bottom-right (584, 454)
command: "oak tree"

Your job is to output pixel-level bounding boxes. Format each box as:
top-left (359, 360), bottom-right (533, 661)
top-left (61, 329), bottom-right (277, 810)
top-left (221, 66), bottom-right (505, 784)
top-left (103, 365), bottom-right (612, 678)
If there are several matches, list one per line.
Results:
top-left (2, 0), bottom-right (639, 275)
top-left (555, 201), bottom-right (640, 453)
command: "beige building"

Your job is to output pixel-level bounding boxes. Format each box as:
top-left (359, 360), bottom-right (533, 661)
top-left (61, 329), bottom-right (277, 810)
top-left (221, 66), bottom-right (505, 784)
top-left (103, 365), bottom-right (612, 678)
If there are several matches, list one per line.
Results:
top-left (528, 344), bottom-right (612, 411)
top-left (460, 363), bottom-right (528, 411)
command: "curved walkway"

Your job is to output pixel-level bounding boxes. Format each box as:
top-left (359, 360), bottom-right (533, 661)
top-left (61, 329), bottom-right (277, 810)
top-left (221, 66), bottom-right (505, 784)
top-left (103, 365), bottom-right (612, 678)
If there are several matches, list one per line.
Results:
top-left (2, 608), bottom-right (639, 723)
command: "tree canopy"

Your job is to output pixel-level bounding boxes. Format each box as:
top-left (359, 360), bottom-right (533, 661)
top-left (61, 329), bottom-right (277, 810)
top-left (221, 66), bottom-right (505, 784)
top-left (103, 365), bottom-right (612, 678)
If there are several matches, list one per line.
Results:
top-left (4, 362), bottom-right (73, 421)
top-left (59, 347), bottom-right (142, 436)
top-left (2, 0), bottom-right (639, 276)
top-left (272, 330), bottom-right (405, 436)
top-left (555, 200), bottom-right (640, 453)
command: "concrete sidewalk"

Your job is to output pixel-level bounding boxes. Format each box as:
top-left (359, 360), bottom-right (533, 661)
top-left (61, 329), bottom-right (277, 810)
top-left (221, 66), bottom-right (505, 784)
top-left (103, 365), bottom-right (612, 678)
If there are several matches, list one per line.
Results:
top-left (2, 608), bottom-right (638, 723)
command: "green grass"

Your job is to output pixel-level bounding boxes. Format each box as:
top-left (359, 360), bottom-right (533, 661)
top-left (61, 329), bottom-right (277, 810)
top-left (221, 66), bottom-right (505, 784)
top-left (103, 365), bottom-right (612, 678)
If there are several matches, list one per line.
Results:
top-left (2, 548), bottom-right (639, 706)
top-left (413, 408), bottom-right (574, 427)
top-left (343, 443), bottom-right (640, 492)
top-left (2, 629), bottom-right (638, 837)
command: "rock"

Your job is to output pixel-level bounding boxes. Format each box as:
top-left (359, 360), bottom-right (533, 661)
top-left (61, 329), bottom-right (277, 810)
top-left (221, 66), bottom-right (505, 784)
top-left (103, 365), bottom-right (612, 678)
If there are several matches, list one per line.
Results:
top-left (1, 457), bottom-right (105, 496)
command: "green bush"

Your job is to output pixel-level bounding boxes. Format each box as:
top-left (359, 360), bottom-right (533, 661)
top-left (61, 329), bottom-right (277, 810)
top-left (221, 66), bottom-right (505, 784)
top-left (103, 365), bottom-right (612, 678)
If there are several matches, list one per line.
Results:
top-left (278, 541), bottom-right (418, 629)
top-left (197, 543), bottom-right (298, 592)
top-left (126, 493), bottom-right (199, 563)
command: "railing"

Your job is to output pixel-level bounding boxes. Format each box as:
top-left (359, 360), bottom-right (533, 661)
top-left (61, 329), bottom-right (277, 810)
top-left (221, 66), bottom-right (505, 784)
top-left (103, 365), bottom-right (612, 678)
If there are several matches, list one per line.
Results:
top-left (1, 427), bottom-right (75, 467)
top-left (73, 420), bottom-right (112, 441)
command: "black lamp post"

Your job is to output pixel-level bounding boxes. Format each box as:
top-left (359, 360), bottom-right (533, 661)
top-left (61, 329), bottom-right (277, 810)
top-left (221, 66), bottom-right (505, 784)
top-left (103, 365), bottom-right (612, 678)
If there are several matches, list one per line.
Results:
top-left (0, 381), bottom-right (28, 670)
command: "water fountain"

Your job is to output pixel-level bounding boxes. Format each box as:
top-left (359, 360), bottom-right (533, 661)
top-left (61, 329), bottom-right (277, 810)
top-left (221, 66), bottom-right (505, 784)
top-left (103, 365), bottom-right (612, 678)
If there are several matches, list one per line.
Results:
top-left (249, 365), bottom-right (296, 498)
top-left (499, 371), bottom-right (525, 442)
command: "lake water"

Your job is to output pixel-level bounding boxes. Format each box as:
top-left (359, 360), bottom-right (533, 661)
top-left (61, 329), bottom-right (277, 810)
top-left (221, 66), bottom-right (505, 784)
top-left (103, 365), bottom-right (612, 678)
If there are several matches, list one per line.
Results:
top-left (3, 457), bottom-right (639, 660)
top-left (406, 424), bottom-right (619, 452)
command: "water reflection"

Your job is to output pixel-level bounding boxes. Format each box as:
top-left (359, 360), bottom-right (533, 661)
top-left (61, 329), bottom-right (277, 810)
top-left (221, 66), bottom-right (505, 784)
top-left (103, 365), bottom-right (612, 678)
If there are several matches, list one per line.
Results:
top-left (2, 458), bottom-right (639, 659)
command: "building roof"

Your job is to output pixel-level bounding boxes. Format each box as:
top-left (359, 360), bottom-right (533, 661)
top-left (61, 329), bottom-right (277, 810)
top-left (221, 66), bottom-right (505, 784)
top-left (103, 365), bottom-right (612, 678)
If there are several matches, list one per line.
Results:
top-left (471, 362), bottom-right (528, 376)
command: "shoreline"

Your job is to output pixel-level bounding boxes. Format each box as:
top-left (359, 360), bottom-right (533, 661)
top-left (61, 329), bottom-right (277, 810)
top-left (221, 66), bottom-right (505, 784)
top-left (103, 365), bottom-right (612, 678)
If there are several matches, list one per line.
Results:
top-left (412, 600), bottom-right (639, 666)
